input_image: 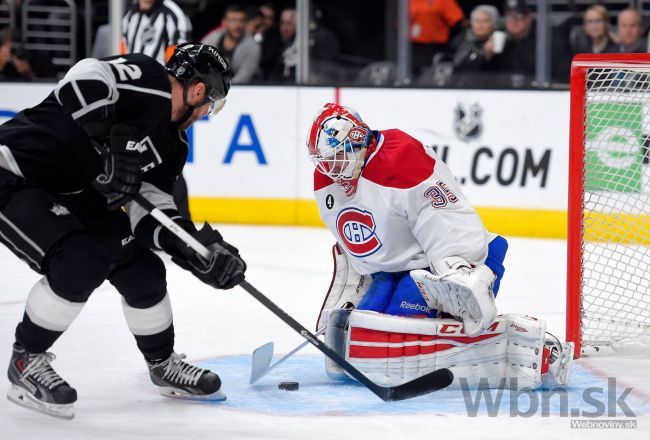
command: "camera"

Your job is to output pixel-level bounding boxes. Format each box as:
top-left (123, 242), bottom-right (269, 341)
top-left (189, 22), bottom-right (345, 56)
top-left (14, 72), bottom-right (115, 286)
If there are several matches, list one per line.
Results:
top-left (11, 44), bottom-right (27, 60)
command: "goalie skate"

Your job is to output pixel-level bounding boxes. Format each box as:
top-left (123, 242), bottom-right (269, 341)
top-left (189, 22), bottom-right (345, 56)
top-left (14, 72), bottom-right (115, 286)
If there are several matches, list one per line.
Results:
top-left (542, 335), bottom-right (575, 388)
top-left (6, 344), bottom-right (77, 420)
top-left (147, 352), bottom-right (226, 401)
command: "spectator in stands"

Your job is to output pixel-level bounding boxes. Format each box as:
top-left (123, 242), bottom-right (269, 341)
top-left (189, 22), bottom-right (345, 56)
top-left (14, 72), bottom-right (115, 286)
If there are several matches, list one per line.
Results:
top-left (409, 0), bottom-right (465, 76)
top-left (245, 7), bottom-right (265, 44)
top-left (258, 3), bottom-right (283, 80)
top-left (268, 8), bottom-right (297, 83)
top-left (572, 4), bottom-right (617, 55)
top-left (615, 8), bottom-right (645, 53)
top-left (452, 5), bottom-right (501, 78)
top-left (268, 7), bottom-right (340, 84)
top-left (0, 27), bottom-right (34, 81)
top-left (496, 0), bottom-right (535, 86)
top-left (201, 4), bottom-right (261, 84)
top-left (260, 3), bottom-right (276, 34)
top-left (308, 7), bottom-right (340, 64)
top-left (122, 0), bottom-right (192, 65)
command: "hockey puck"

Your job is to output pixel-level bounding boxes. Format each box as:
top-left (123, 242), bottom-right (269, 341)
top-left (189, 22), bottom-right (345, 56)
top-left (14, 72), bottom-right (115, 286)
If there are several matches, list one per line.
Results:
top-left (278, 381), bottom-right (299, 391)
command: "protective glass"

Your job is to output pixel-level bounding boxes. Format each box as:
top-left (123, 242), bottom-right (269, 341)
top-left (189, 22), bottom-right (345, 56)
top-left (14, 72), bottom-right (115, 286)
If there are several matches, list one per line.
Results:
top-left (207, 97), bottom-right (227, 116)
top-left (199, 87), bottom-right (227, 116)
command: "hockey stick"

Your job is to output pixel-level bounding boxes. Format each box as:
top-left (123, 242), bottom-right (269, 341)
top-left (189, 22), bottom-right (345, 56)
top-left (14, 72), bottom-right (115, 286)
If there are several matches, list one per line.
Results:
top-left (250, 327), bottom-right (327, 384)
top-left (133, 194), bottom-right (454, 401)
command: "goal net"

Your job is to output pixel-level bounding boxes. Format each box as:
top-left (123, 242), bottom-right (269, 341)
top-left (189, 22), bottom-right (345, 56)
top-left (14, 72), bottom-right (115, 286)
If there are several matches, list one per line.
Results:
top-left (567, 54), bottom-right (650, 357)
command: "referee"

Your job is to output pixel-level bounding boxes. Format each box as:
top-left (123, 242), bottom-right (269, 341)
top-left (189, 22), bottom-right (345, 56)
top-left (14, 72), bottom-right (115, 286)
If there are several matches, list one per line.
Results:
top-left (122, 0), bottom-right (192, 65)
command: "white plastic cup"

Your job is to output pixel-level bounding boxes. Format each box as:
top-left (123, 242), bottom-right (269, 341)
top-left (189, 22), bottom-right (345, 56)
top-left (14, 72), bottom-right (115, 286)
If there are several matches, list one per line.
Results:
top-left (492, 31), bottom-right (506, 54)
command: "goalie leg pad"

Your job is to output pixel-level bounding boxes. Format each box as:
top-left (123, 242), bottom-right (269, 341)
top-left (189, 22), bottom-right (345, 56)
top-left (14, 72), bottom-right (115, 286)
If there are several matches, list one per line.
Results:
top-left (343, 310), bottom-right (550, 390)
top-left (316, 243), bottom-right (369, 331)
top-left (324, 308), bottom-right (352, 381)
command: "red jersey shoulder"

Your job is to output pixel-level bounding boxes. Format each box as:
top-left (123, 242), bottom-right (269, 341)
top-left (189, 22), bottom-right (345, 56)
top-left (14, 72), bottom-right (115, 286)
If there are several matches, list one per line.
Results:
top-left (314, 168), bottom-right (335, 191)
top-left (361, 129), bottom-right (435, 189)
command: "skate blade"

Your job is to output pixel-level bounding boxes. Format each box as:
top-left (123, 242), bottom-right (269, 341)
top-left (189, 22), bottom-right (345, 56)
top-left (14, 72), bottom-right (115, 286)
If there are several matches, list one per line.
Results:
top-left (158, 386), bottom-right (227, 402)
top-left (557, 342), bottom-right (575, 386)
top-left (7, 385), bottom-right (75, 420)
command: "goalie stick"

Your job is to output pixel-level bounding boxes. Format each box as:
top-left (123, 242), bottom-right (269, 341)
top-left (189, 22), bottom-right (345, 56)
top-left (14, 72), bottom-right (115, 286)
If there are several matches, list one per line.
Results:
top-left (250, 327), bottom-right (327, 384)
top-left (133, 194), bottom-right (454, 401)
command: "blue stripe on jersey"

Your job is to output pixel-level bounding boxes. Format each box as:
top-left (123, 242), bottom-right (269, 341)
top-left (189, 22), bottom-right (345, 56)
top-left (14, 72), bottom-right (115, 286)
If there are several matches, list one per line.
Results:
top-left (485, 235), bottom-right (508, 296)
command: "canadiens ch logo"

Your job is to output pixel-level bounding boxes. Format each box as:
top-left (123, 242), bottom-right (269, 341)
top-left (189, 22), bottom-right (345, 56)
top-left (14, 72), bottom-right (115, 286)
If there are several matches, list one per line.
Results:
top-left (336, 208), bottom-right (382, 257)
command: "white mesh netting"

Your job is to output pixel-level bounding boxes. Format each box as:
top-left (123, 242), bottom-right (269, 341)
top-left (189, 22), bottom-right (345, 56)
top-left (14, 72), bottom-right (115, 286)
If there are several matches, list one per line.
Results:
top-left (581, 68), bottom-right (650, 350)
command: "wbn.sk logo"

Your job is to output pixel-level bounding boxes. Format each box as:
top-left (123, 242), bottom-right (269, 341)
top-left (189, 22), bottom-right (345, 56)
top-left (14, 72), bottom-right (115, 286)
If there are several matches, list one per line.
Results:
top-left (460, 377), bottom-right (636, 418)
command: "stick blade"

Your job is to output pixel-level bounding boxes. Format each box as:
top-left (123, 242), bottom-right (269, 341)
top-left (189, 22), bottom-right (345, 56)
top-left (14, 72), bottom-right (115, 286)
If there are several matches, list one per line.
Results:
top-left (250, 342), bottom-right (274, 384)
top-left (383, 368), bottom-right (454, 402)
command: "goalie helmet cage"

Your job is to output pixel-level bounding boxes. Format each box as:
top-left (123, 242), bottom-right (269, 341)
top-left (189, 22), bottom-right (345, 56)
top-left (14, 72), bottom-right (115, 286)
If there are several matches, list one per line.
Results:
top-left (567, 53), bottom-right (650, 358)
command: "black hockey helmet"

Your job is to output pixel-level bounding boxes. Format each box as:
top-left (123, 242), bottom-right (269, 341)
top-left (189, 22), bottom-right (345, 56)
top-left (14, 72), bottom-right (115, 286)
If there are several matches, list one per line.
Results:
top-left (165, 42), bottom-right (231, 115)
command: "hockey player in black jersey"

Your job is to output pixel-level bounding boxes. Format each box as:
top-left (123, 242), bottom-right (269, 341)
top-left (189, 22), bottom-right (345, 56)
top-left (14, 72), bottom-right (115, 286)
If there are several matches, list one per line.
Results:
top-left (0, 43), bottom-right (245, 419)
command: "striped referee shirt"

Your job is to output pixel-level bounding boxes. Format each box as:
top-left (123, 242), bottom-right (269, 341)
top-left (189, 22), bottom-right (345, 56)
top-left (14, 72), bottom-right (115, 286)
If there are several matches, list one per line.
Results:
top-left (122, 0), bottom-right (192, 65)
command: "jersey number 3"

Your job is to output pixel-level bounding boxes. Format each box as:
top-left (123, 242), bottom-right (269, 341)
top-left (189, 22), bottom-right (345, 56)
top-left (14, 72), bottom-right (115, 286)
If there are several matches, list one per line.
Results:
top-left (424, 181), bottom-right (458, 208)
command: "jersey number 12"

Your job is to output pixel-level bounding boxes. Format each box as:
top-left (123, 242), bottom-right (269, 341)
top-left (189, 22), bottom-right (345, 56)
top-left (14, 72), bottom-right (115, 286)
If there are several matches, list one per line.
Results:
top-left (108, 58), bottom-right (143, 81)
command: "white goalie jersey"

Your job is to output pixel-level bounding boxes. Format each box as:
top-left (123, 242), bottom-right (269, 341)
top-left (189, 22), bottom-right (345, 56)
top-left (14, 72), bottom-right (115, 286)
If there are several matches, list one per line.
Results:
top-left (312, 127), bottom-right (574, 390)
top-left (313, 129), bottom-right (492, 275)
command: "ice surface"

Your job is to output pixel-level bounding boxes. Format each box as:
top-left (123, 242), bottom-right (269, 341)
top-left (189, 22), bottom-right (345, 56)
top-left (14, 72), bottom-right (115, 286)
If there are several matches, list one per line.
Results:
top-left (0, 225), bottom-right (648, 439)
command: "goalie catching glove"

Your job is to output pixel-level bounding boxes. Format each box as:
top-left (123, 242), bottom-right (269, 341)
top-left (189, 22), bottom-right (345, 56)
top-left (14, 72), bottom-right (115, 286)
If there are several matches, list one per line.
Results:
top-left (93, 123), bottom-right (143, 210)
top-left (161, 222), bottom-right (246, 289)
top-left (410, 256), bottom-right (497, 336)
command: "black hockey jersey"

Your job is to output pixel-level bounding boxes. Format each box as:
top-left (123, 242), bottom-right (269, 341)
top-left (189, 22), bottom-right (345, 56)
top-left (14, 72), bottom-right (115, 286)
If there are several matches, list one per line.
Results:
top-left (0, 53), bottom-right (189, 247)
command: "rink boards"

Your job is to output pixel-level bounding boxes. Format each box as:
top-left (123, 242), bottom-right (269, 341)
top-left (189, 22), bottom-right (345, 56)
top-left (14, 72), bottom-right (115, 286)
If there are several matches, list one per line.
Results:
top-left (3, 82), bottom-right (645, 239)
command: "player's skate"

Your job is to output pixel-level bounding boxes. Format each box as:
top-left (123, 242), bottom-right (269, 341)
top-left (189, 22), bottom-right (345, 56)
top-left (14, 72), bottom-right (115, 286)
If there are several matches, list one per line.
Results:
top-left (541, 334), bottom-right (575, 388)
top-left (410, 257), bottom-right (497, 336)
top-left (147, 352), bottom-right (226, 401)
top-left (6, 343), bottom-right (77, 419)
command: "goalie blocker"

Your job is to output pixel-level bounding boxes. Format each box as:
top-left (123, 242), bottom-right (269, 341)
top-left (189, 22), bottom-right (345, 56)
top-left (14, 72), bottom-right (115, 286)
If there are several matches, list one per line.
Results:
top-left (318, 244), bottom-right (574, 389)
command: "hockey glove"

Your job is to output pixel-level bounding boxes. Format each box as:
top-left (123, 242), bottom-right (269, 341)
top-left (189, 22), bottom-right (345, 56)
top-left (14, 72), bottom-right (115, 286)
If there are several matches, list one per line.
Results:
top-left (93, 124), bottom-right (142, 210)
top-left (164, 223), bottom-right (246, 290)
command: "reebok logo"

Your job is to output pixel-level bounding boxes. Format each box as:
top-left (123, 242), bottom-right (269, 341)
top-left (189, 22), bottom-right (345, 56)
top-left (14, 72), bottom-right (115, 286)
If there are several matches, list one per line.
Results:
top-left (510, 323), bottom-right (528, 333)
top-left (399, 301), bottom-right (432, 313)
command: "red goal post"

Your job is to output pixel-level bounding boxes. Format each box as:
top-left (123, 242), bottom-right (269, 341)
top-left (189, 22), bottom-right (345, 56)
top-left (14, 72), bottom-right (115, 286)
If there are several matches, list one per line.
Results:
top-left (567, 54), bottom-right (650, 358)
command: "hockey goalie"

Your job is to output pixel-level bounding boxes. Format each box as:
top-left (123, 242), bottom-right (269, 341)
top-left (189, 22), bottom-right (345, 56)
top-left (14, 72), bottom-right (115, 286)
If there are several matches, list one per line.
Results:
top-left (307, 103), bottom-right (573, 390)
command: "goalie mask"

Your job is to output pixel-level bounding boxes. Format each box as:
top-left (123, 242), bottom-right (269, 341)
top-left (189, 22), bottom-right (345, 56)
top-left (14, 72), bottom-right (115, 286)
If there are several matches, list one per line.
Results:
top-left (307, 103), bottom-right (374, 182)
